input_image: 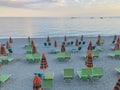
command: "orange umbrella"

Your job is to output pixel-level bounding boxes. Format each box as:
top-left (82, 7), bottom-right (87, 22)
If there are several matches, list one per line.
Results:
top-left (97, 35), bottom-right (101, 46)
top-left (64, 35), bottom-right (67, 41)
top-left (28, 36), bottom-right (31, 43)
top-left (33, 75), bottom-right (42, 90)
top-left (75, 38), bottom-right (79, 46)
top-left (6, 41), bottom-right (11, 49)
top-left (114, 41), bottom-right (119, 50)
top-left (54, 40), bottom-right (57, 47)
top-left (47, 36), bottom-right (50, 42)
top-left (113, 77), bottom-right (120, 90)
top-left (9, 37), bottom-right (13, 44)
top-left (40, 53), bottom-right (48, 71)
top-left (114, 34), bottom-right (117, 41)
top-left (32, 45), bottom-right (37, 54)
top-left (88, 41), bottom-right (92, 50)
top-left (61, 44), bottom-right (66, 52)
top-left (0, 45), bottom-right (7, 55)
top-left (81, 35), bottom-right (83, 41)
top-left (85, 52), bottom-right (93, 68)
top-left (31, 40), bottom-right (35, 47)
top-left (117, 38), bottom-right (120, 43)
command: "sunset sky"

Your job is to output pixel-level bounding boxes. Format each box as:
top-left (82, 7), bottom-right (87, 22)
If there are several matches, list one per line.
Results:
top-left (0, 0), bottom-right (120, 17)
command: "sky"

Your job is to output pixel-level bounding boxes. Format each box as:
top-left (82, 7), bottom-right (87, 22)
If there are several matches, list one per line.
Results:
top-left (0, 0), bottom-right (120, 17)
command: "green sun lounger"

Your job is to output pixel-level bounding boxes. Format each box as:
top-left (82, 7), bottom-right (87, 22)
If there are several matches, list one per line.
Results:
top-left (57, 52), bottom-right (71, 61)
top-left (115, 68), bottom-right (120, 73)
top-left (92, 67), bottom-right (103, 78)
top-left (33, 53), bottom-right (41, 62)
top-left (26, 46), bottom-right (32, 54)
top-left (64, 68), bottom-right (74, 81)
top-left (0, 56), bottom-right (13, 63)
top-left (0, 74), bottom-right (11, 83)
top-left (77, 68), bottom-right (92, 79)
top-left (26, 54), bottom-right (34, 62)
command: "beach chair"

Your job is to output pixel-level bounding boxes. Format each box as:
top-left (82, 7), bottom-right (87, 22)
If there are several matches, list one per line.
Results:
top-left (77, 68), bottom-right (92, 79)
top-left (26, 54), bottom-right (34, 62)
top-left (0, 56), bottom-right (13, 64)
top-left (0, 74), bottom-right (11, 83)
top-left (65, 52), bottom-right (71, 59)
top-left (57, 52), bottom-right (65, 61)
top-left (101, 39), bottom-right (105, 44)
top-left (92, 67), bottom-right (103, 79)
top-left (33, 53), bottom-right (41, 62)
top-left (26, 46), bottom-right (32, 54)
top-left (64, 68), bottom-right (74, 82)
top-left (42, 72), bottom-right (54, 89)
top-left (92, 51), bottom-right (99, 58)
top-left (115, 68), bottom-right (120, 73)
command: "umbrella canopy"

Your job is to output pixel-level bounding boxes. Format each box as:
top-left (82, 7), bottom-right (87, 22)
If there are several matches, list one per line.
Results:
top-left (33, 75), bottom-right (42, 90)
top-left (61, 44), bottom-right (66, 52)
top-left (85, 52), bottom-right (93, 68)
top-left (81, 35), bottom-right (83, 41)
top-left (75, 38), bottom-right (79, 46)
top-left (47, 36), bottom-right (50, 42)
top-left (40, 53), bottom-right (48, 71)
top-left (32, 45), bottom-right (38, 54)
top-left (9, 37), bottom-right (13, 44)
top-left (6, 41), bottom-right (11, 49)
top-left (114, 34), bottom-right (117, 41)
top-left (113, 77), bottom-right (120, 90)
top-left (64, 35), bottom-right (67, 41)
top-left (97, 35), bottom-right (101, 46)
top-left (88, 41), bottom-right (92, 50)
top-left (54, 40), bottom-right (57, 47)
top-left (28, 36), bottom-right (31, 43)
top-left (117, 38), bottom-right (120, 43)
top-left (114, 41), bottom-right (119, 50)
top-left (31, 40), bottom-right (35, 47)
top-left (0, 45), bottom-right (7, 55)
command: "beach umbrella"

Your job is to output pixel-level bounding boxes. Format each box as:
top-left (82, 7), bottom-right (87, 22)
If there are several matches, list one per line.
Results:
top-left (31, 40), bottom-right (35, 47)
top-left (9, 37), bottom-right (13, 44)
top-left (97, 35), bottom-right (101, 46)
top-left (32, 45), bottom-right (38, 54)
top-left (114, 34), bottom-right (117, 41)
top-left (0, 63), bottom-right (2, 69)
top-left (81, 35), bottom-right (83, 41)
top-left (33, 75), bottom-right (42, 90)
top-left (54, 40), bottom-right (57, 47)
top-left (0, 45), bottom-right (7, 55)
top-left (47, 36), bottom-right (50, 42)
top-left (64, 35), bottom-right (67, 41)
top-left (113, 77), bottom-right (120, 90)
top-left (40, 53), bottom-right (48, 71)
top-left (61, 44), bottom-right (66, 52)
top-left (75, 38), bottom-right (79, 46)
top-left (28, 36), bottom-right (31, 43)
top-left (6, 41), bottom-right (11, 49)
top-left (117, 38), bottom-right (120, 43)
top-left (87, 41), bottom-right (92, 51)
top-left (85, 52), bottom-right (93, 68)
top-left (114, 41), bottom-right (119, 50)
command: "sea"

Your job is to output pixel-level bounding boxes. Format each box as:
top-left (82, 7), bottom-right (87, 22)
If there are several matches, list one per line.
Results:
top-left (0, 17), bottom-right (120, 39)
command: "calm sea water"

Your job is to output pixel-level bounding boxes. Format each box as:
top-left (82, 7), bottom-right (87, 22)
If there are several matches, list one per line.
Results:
top-left (0, 17), bottom-right (120, 39)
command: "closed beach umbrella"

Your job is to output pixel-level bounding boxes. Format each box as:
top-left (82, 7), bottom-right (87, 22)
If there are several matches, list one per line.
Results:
top-left (32, 45), bottom-right (37, 54)
top-left (114, 41), bottom-right (119, 50)
top-left (33, 75), bottom-right (42, 90)
top-left (88, 41), bottom-right (92, 50)
top-left (81, 35), bottom-right (83, 41)
top-left (75, 38), bottom-right (79, 46)
top-left (114, 34), bottom-right (117, 41)
top-left (61, 44), bottom-right (66, 52)
top-left (64, 35), bottom-right (67, 41)
top-left (31, 40), bottom-right (35, 47)
top-left (117, 38), bottom-right (120, 43)
top-left (40, 53), bottom-right (48, 71)
top-left (47, 36), bottom-right (50, 42)
top-left (9, 37), bottom-right (13, 44)
top-left (113, 77), bottom-right (120, 90)
top-left (97, 35), bottom-right (101, 46)
top-left (0, 45), bottom-right (7, 55)
top-left (6, 41), bottom-right (11, 49)
top-left (54, 40), bottom-right (57, 47)
top-left (28, 36), bottom-right (31, 43)
top-left (85, 52), bottom-right (93, 68)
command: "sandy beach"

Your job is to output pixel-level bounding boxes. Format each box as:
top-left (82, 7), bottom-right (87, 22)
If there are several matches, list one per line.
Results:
top-left (0, 35), bottom-right (120, 90)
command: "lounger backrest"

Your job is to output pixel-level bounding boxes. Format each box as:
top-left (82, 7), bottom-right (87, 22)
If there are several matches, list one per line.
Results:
top-left (81, 68), bottom-right (92, 76)
top-left (92, 67), bottom-right (103, 76)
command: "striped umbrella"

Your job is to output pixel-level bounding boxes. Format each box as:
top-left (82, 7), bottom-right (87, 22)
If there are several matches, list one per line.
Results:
top-left (9, 37), bottom-right (13, 44)
top-left (40, 53), bottom-right (48, 71)
top-left (6, 41), bottom-right (11, 49)
top-left (64, 35), bottom-right (67, 41)
top-left (32, 45), bottom-right (37, 54)
top-left (47, 36), bottom-right (50, 42)
top-left (54, 40), bottom-right (57, 47)
top-left (0, 45), bottom-right (7, 55)
top-left (88, 41), bottom-right (92, 51)
top-left (75, 38), bottom-right (79, 46)
top-left (114, 41), bottom-right (119, 50)
top-left (85, 52), bottom-right (93, 68)
top-left (61, 44), bottom-right (66, 52)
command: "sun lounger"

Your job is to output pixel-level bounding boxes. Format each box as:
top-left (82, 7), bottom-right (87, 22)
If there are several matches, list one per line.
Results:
top-left (115, 68), bottom-right (120, 73)
top-left (108, 50), bottom-right (120, 58)
top-left (64, 68), bottom-right (74, 82)
top-left (0, 56), bottom-right (13, 63)
top-left (77, 67), bottom-right (103, 79)
top-left (0, 74), bottom-right (11, 83)
top-left (42, 72), bottom-right (54, 89)
top-left (57, 52), bottom-right (71, 61)
top-left (26, 46), bottom-right (32, 54)
top-left (33, 53), bottom-right (41, 62)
